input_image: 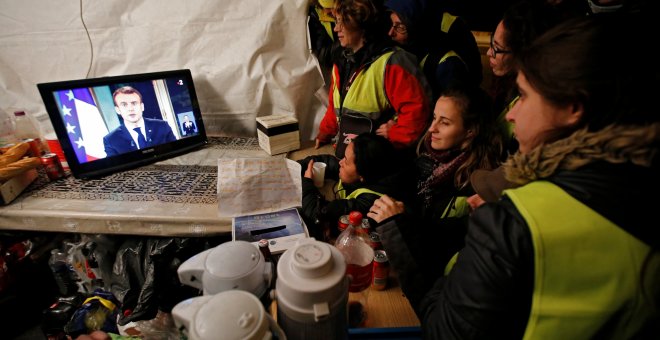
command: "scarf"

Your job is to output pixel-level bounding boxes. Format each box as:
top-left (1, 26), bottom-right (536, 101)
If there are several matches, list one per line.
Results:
top-left (417, 136), bottom-right (468, 208)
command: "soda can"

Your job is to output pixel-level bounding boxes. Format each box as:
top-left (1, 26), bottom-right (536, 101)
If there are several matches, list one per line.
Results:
top-left (40, 153), bottom-right (65, 180)
top-left (368, 232), bottom-right (382, 250)
top-left (23, 138), bottom-right (44, 157)
top-left (372, 250), bottom-right (389, 290)
top-left (338, 214), bottom-right (350, 232)
top-left (361, 218), bottom-right (371, 231)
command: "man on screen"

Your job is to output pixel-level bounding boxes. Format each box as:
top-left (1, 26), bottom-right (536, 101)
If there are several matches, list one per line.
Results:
top-left (182, 114), bottom-right (196, 136)
top-left (103, 86), bottom-right (176, 157)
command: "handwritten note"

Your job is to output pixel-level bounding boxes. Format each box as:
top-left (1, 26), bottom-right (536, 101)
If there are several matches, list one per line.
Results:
top-left (217, 158), bottom-right (302, 217)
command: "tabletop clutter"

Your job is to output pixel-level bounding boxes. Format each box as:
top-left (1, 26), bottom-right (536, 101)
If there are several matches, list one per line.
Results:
top-left (0, 109), bottom-right (406, 339)
top-left (0, 110), bottom-right (66, 205)
top-left (31, 213), bottom-right (392, 339)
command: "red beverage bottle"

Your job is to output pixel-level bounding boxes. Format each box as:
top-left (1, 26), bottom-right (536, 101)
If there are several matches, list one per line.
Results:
top-left (335, 211), bottom-right (374, 292)
top-left (335, 211), bottom-right (374, 327)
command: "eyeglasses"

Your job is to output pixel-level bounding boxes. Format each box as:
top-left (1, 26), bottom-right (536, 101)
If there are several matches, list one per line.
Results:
top-left (391, 23), bottom-right (407, 34)
top-left (490, 33), bottom-right (512, 57)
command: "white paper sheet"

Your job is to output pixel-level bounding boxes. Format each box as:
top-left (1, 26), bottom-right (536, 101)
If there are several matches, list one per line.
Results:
top-left (217, 158), bottom-right (302, 217)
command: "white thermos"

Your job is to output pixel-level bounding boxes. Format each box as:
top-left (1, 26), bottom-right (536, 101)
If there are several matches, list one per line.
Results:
top-left (177, 240), bottom-right (273, 299)
top-left (273, 238), bottom-right (348, 340)
top-left (172, 290), bottom-right (286, 340)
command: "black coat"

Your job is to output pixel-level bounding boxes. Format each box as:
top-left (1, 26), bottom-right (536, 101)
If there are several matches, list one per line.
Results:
top-left (378, 124), bottom-right (660, 339)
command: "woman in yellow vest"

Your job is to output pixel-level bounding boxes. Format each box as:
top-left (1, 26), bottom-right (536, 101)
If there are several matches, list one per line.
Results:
top-left (370, 13), bottom-right (659, 339)
top-left (315, 0), bottom-right (431, 159)
top-left (299, 133), bottom-right (414, 241)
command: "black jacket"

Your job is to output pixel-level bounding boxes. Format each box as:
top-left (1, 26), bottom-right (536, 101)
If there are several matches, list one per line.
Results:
top-left (299, 154), bottom-right (414, 240)
top-left (378, 124), bottom-right (660, 339)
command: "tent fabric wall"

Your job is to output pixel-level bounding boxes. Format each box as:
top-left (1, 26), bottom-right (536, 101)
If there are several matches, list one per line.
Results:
top-left (0, 0), bottom-right (326, 141)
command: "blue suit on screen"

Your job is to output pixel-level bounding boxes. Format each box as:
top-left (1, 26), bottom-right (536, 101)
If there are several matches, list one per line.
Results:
top-left (103, 118), bottom-right (176, 157)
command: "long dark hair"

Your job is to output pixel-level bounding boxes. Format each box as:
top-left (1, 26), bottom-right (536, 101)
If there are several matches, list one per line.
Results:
top-left (418, 86), bottom-right (503, 189)
top-left (351, 132), bottom-right (397, 184)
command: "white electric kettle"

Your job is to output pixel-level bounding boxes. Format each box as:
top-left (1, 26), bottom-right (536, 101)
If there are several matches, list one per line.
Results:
top-left (172, 290), bottom-right (286, 340)
top-left (177, 240), bottom-right (273, 298)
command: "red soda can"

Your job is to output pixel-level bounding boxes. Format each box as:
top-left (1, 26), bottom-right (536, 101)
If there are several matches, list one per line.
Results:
top-left (372, 250), bottom-right (389, 290)
top-left (40, 153), bottom-right (65, 180)
top-left (368, 232), bottom-right (382, 250)
top-left (338, 214), bottom-right (350, 232)
top-left (24, 138), bottom-right (44, 156)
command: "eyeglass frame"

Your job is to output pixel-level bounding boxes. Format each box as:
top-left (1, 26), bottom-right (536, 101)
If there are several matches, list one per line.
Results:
top-left (391, 22), bottom-right (407, 34)
top-left (490, 33), bottom-right (512, 57)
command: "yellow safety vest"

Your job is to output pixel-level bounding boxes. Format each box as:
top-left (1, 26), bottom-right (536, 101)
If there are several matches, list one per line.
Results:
top-left (505, 181), bottom-right (659, 339)
top-left (335, 180), bottom-right (384, 200)
top-left (331, 51), bottom-right (394, 122)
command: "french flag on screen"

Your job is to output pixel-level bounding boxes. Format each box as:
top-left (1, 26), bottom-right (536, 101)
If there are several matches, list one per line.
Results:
top-left (56, 88), bottom-right (109, 163)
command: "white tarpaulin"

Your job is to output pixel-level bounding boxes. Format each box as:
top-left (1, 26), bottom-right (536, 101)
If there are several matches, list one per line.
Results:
top-left (0, 0), bottom-right (327, 141)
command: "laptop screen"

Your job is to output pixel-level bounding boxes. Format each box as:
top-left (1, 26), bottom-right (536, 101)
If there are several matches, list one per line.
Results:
top-left (37, 69), bottom-right (208, 179)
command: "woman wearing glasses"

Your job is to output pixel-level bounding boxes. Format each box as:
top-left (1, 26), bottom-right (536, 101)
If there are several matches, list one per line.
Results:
top-left (384, 0), bottom-right (482, 101)
top-left (315, 0), bottom-right (431, 160)
top-left (488, 1), bottom-right (566, 155)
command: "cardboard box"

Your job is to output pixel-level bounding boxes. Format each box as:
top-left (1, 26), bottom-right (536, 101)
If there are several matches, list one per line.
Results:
top-left (0, 168), bottom-right (38, 205)
top-left (256, 115), bottom-right (300, 155)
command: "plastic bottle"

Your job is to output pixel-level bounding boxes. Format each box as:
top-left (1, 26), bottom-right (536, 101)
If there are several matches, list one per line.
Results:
top-left (48, 249), bottom-right (79, 296)
top-left (13, 110), bottom-right (41, 140)
top-left (335, 211), bottom-right (374, 327)
top-left (0, 110), bottom-right (17, 145)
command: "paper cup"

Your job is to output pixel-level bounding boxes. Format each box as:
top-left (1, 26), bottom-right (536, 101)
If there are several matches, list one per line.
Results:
top-left (312, 162), bottom-right (327, 188)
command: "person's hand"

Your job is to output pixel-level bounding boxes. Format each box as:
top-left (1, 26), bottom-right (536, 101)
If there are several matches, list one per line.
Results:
top-left (375, 120), bottom-right (395, 139)
top-left (466, 194), bottom-right (486, 211)
top-left (75, 330), bottom-right (111, 340)
top-left (368, 195), bottom-right (405, 223)
top-left (304, 159), bottom-right (314, 179)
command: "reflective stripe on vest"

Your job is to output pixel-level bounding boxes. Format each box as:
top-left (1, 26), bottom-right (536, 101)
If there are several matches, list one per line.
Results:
top-left (332, 51), bottom-right (394, 121)
top-left (335, 180), bottom-right (384, 200)
top-left (505, 181), bottom-right (658, 339)
top-left (441, 12), bottom-right (457, 33)
top-left (440, 195), bottom-right (469, 219)
top-left (420, 50), bottom-right (465, 70)
top-left (315, 6), bottom-right (335, 41)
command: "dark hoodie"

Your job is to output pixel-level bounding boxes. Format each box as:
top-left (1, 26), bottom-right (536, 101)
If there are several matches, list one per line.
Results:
top-left (384, 0), bottom-right (483, 86)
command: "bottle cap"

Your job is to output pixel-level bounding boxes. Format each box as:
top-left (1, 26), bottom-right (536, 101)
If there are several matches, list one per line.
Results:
top-left (348, 211), bottom-right (363, 226)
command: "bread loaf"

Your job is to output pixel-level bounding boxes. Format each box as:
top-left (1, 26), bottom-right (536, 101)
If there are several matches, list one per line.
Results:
top-left (0, 157), bottom-right (41, 182)
top-left (0, 142), bottom-right (30, 168)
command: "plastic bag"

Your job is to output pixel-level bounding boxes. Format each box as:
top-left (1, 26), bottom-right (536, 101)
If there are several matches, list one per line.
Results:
top-left (111, 237), bottom-right (218, 325)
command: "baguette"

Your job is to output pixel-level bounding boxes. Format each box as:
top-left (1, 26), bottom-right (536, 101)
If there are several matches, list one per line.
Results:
top-left (0, 157), bottom-right (41, 182)
top-left (0, 142), bottom-right (30, 168)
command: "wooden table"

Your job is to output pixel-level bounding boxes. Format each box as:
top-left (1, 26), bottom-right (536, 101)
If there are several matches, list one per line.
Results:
top-left (348, 272), bottom-right (420, 329)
